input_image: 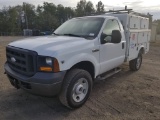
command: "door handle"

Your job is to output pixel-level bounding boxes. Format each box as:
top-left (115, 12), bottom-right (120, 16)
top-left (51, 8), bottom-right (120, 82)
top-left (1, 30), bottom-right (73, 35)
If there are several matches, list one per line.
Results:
top-left (92, 49), bottom-right (99, 52)
top-left (122, 42), bottom-right (125, 49)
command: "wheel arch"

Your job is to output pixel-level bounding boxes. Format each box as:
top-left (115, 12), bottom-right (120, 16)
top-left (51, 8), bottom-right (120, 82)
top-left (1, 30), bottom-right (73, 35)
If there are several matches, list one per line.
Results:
top-left (58, 53), bottom-right (99, 78)
top-left (139, 46), bottom-right (145, 54)
top-left (69, 61), bottom-right (95, 80)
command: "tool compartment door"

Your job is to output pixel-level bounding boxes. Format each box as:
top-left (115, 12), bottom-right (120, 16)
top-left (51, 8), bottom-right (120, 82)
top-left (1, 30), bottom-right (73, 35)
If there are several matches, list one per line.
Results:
top-left (129, 16), bottom-right (141, 29)
top-left (129, 32), bottom-right (139, 60)
top-left (138, 32), bottom-right (148, 43)
top-left (138, 31), bottom-right (150, 53)
top-left (140, 18), bottom-right (149, 29)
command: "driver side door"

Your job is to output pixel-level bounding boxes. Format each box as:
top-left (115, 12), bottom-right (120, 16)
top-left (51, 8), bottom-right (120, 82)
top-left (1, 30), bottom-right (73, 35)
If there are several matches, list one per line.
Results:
top-left (99, 19), bottom-right (126, 74)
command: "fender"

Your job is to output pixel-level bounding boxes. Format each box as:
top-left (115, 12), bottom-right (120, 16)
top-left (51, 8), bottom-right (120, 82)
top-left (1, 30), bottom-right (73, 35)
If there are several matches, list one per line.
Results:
top-left (139, 45), bottom-right (145, 54)
top-left (58, 53), bottom-right (100, 78)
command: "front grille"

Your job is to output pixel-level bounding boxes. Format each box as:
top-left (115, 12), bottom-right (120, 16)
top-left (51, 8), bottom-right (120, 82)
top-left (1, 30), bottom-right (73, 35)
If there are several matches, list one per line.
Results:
top-left (6, 46), bottom-right (37, 76)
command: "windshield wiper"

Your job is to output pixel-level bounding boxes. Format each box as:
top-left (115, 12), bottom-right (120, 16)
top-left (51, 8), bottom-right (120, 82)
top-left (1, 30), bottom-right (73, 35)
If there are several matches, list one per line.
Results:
top-left (63, 33), bottom-right (83, 38)
top-left (53, 33), bottom-right (60, 36)
top-left (53, 33), bottom-right (88, 39)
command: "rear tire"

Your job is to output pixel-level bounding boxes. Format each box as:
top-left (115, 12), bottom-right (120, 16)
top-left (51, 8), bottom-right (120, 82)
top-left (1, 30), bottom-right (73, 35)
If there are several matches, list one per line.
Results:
top-left (129, 51), bottom-right (142, 71)
top-left (59, 69), bottom-right (93, 109)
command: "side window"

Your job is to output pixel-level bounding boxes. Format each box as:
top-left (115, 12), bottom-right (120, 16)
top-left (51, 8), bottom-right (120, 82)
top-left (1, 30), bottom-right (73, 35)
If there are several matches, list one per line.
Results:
top-left (103, 19), bottom-right (121, 35)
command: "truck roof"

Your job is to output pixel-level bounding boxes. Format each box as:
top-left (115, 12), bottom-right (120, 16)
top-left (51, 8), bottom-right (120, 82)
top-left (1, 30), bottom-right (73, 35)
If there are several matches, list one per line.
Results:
top-left (74, 15), bottom-right (117, 19)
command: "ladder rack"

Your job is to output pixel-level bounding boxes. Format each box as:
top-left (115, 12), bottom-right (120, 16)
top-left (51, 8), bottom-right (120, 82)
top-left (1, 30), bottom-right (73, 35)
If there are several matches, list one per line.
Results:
top-left (93, 8), bottom-right (151, 18)
top-left (108, 9), bottom-right (133, 14)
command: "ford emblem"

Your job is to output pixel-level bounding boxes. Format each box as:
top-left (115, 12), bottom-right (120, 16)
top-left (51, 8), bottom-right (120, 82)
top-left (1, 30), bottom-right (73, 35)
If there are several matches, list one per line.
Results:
top-left (11, 57), bottom-right (16, 62)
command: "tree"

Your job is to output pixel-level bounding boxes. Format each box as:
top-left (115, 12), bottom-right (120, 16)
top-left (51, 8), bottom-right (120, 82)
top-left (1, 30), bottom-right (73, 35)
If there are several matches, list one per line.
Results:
top-left (0, 6), bottom-right (21, 35)
top-left (7, 7), bottom-right (20, 33)
top-left (76, 0), bottom-right (86, 17)
top-left (85, 1), bottom-right (95, 15)
top-left (22, 3), bottom-right (36, 29)
top-left (56, 4), bottom-right (65, 23)
top-left (96, 1), bottom-right (105, 14)
top-left (76, 0), bottom-right (95, 17)
top-left (0, 7), bottom-right (11, 34)
top-left (0, 0), bottom-right (105, 35)
top-left (155, 20), bottom-right (160, 34)
top-left (64, 7), bottom-right (75, 20)
top-left (35, 3), bottom-right (58, 31)
top-left (43, 2), bottom-right (57, 15)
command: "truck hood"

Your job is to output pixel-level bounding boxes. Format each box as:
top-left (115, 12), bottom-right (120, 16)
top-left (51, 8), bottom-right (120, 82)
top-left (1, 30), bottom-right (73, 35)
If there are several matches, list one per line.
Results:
top-left (9, 36), bottom-right (93, 56)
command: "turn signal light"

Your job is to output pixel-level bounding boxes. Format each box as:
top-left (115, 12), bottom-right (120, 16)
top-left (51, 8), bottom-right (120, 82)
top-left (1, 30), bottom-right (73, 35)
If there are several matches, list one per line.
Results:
top-left (53, 59), bottom-right (60, 72)
top-left (40, 67), bottom-right (53, 72)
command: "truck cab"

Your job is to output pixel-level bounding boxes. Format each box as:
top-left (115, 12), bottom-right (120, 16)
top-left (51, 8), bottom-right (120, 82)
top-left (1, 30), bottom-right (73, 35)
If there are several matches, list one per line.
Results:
top-left (4, 10), bottom-right (150, 109)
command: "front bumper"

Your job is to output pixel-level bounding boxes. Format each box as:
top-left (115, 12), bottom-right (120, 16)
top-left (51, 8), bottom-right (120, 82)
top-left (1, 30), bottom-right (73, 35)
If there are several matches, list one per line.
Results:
top-left (4, 63), bottom-right (66, 96)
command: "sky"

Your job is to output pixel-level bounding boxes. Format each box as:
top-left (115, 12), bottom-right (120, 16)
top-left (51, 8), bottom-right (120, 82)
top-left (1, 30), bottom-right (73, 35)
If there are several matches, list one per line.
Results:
top-left (0, 0), bottom-right (160, 20)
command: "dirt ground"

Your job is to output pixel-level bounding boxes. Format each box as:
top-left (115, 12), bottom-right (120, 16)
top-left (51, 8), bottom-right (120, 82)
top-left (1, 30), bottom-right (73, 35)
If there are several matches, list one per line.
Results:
top-left (0, 36), bottom-right (160, 120)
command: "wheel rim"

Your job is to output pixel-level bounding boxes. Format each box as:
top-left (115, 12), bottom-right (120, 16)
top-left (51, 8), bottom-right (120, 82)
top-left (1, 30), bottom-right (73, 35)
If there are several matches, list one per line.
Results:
top-left (136, 56), bottom-right (141, 69)
top-left (72, 78), bottom-right (89, 103)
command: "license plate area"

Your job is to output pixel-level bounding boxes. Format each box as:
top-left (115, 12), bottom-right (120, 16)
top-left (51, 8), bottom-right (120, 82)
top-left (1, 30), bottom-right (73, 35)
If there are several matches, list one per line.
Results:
top-left (7, 75), bottom-right (20, 89)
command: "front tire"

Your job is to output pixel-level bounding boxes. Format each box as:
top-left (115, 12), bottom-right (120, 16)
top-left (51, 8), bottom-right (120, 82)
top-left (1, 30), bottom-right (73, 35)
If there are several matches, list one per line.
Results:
top-left (129, 51), bottom-right (142, 71)
top-left (59, 69), bottom-right (93, 109)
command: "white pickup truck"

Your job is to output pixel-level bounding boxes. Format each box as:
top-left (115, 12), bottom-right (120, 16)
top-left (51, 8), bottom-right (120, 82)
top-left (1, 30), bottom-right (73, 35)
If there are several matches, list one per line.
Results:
top-left (4, 10), bottom-right (151, 109)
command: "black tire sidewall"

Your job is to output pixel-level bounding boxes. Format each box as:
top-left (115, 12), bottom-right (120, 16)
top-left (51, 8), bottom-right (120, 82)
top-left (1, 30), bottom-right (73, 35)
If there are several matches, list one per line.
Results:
top-left (129, 50), bottom-right (143, 71)
top-left (136, 52), bottom-right (142, 70)
top-left (67, 71), bottom-right (92, 108)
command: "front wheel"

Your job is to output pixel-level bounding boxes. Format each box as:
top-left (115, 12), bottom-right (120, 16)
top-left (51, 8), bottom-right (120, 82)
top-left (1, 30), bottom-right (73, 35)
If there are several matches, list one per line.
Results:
top-left (129, 51), bottom-right (142, 71)
top-left (59, 69), bottom-right (93, 109)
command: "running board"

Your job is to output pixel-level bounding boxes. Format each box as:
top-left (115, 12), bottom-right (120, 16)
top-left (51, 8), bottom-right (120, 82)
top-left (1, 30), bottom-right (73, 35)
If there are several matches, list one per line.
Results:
top-left (96, 68), bottom-right (122, 81)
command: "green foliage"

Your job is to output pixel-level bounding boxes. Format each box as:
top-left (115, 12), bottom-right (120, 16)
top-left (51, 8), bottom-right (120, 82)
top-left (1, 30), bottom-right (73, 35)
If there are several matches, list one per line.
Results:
top-left (0, 6), bottom-right (22, 35)
top-left (22, 3), bottom-right (36, 29)
top-left (96, 1), bottom-right (105, 14)
top-left (0, 0), bottom-right (105, 35)
top-left (76, 0), bottom-right (95, 16)
top-left (154, 20), bottom-right (160, 34)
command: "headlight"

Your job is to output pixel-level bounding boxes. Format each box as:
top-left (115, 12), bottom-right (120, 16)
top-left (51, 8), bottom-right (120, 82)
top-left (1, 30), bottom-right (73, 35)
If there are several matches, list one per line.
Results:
top-left (46, 57), bottom-right (52, 65)
top-left (37, 56), bottom-right (60, 72)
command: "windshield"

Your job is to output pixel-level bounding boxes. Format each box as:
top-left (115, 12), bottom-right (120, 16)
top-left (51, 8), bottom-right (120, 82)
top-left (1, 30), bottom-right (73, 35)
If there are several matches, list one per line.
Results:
top-left (54, 17), bottom-right (104, 39)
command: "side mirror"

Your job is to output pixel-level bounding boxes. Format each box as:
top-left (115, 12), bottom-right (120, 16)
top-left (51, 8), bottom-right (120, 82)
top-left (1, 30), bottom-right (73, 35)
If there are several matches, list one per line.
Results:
top-left (111, 30), bottom-right (122, 43)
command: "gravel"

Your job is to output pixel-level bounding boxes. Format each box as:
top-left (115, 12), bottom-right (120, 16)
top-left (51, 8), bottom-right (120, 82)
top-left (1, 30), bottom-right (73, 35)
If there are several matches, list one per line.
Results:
top-left (0, 36), bottom-right (160, 120)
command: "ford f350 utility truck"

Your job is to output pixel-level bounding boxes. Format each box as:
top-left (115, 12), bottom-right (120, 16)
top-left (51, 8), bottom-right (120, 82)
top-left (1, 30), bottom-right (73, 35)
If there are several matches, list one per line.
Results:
top-left (4, 9), bottom-right (151, 109)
